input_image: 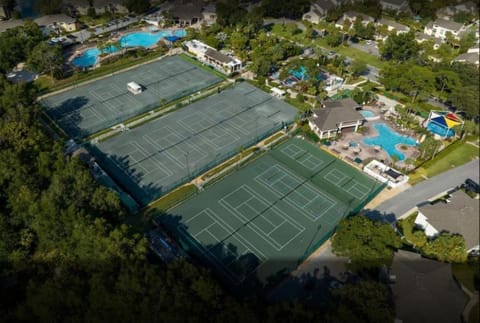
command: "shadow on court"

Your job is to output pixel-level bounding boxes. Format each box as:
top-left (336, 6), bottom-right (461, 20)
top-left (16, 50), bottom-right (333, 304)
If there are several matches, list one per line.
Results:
top-left (46, 96), bottom-right (90, 138)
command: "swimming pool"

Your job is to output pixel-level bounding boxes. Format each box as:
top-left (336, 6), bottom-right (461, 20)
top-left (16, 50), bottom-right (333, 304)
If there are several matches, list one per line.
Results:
top-left (72, 29), bottom-right (186, 68)
top-left (120, 29), bottom-right (186, 48)
top-left (427, 121), bottom-right (455, 137)
top-left (360, 110), bottom-right (375, 118)
top-left (363, 123), bottom-right (417, 161)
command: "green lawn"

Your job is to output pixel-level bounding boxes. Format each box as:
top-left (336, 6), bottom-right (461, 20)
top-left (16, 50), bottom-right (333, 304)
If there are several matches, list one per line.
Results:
top-left (410, 141), bottom-right (479, 184)
top-left (313, 39), bottom-right (386, 69)
top-left (452, 260), bottom-right (479, 293)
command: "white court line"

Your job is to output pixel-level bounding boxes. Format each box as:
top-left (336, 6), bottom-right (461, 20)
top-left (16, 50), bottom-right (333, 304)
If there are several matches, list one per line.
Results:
top-left (130, 140), bottom-right (174, 177)
top-left (324, 168), bottom-right (348, 185)
top-left (187, 208), bottom-right (268, 284)
top-left (300, 154), bottom-right (324, 171)
top-left (255, 164), bottom-right (339, 222)
top-left (280, 144), bottom-right (304, 158)
top-left (206, 208), bottom-right (268, 260)
top-left (219, 184), bottom-right (305, 251)
top-left (177, 225), bottom-right (238, 283)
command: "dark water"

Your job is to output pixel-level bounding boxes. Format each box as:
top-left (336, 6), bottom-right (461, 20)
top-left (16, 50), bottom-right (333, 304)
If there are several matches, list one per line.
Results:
top-left (17, 0), bottom-right (40, 18)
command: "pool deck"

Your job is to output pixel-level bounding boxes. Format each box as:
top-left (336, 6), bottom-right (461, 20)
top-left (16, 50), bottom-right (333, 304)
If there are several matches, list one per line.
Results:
top-left (325, 105), bottom-right (420, 170)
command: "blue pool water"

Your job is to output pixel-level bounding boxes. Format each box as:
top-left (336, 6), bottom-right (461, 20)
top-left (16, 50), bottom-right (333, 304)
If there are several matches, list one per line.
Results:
top-left (72, 29), bottom-right (186, 68)
top-left (360, 110), bottom-right (375, 118)
top-left (289, 66), bottom-right (308, 80)
top-left (427, 121), bottom-right (455, 137)
top-left (363, 123), bottom-right (417, 161)
top-left (120, 29), bottom-right (186, 48)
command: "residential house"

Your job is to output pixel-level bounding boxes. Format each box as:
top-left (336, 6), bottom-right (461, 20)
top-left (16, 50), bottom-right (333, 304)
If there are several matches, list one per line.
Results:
top-left (64, 0), bottom-right (128, 16)
top-left (183, 39), bottom-right (242, 75)
top-left (415, 31), bottom-right (443, 50)
top-left (335, 11), bottom-right (375, 29)
top-left (34, 14), bottom-right (80, 35)
top-left (202, 3), bottom-right (216, 26)
top-left (379, 0), bottom-right (410, 12)
top-left (377, 18), bottom-right (410, 33)
top-left (376, 18), bottom-right (410, 41)
top-left (424, 18), bottom-right (466, 41)
top-left (388, 250), bottom-right (468, 323)
top-left (302, 0), bottom-right (336, 24)
top-left (170, 0), bottom-right (203, 26)
top-left (436, 1), bottom-right (478, 20)
top-left (308, 98), bottom-right (364, 139)
top-left (414, 189), bottom-right (480, 255)
top-left (453, 44), bottom-right (479, 67)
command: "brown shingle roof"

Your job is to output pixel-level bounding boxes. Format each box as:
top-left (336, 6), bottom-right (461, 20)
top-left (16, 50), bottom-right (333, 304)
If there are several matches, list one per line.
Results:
top-left (391, 250), bottom-right (468, 323)
top-left (204, 48), bottom-right (234, 64)
top-left (310, 99), bottom-right (363, 131)
top-left (418, 190), bottom-right (479, 250)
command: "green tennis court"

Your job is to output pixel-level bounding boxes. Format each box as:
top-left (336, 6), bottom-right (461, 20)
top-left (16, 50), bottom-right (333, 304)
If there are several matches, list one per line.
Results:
top-left (40, 55), bottom-right (222, 138)
top-left (162, 138), bottom-right (385, 291)
top-left (88, 82), bottom-right (298, 206)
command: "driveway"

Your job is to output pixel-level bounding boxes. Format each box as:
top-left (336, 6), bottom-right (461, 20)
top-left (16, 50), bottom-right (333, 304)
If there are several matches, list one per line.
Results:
top-left (348, 40), bottom-right (380, 57)
top-left (365, 159), bottom-right (480, 223)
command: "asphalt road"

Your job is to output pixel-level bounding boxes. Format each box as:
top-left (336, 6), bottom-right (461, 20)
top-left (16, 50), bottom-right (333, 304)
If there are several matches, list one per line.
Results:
top-left (366, 159), bottom-right (480, 222)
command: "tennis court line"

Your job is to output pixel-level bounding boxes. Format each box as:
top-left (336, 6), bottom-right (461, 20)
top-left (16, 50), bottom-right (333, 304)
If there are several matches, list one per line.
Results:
top-left (219, 185), bottom-right (305, 251)
top-left (254, 164), bottom-right (339, 223)
top-left (185, 208), bottom-right (268, 284)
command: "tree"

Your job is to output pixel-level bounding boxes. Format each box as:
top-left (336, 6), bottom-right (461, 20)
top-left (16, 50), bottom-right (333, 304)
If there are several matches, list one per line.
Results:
top-left (230, 32), bottom-right (248, 52)
top-left (332, 216), bottom-right (402, 270)
top-left (124, 0), bottom-right (150, 14)
top-left (406, 65), bottom-right (435, 103)
top-left (34, 0), bottom-right (63, 14)
top-left (423, 233), bottom-right (468, 263)
top-left (330, 280), bottom-right (395, 323)
top-left (27, 42), bottom-right (65, 80)
top-left (325, 30), bottom-right (344, 47)
top-left (379, 31), bottom-right (419, 61)
top-left (349, 60), bottom-right (367, 77)
top-left (434, 70), bottom-right (460, 98)
top-left (448, 85), bottom-right (479, 119)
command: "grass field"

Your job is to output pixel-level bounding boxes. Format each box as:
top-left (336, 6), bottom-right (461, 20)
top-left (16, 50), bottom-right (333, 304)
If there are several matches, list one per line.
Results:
top-left (409, 141), bottom-right (479, 185)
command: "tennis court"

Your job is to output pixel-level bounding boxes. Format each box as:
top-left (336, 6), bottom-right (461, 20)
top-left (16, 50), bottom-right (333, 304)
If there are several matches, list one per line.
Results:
top-left (40, 55), bottom-right (222, 138)
top-left (162, 138), bottom-right (385, 290)
top-left (89, 82), bottom-right (298, 206)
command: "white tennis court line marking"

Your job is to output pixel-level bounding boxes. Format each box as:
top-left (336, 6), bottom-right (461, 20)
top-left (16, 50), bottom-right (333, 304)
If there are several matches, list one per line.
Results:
top-left (185, 208), bottom-right (268, 283)
top-left (254, 164), bottom-right (339, 222)
top-left (324, 168), bottom-right (348, 185)
top-left (219, 185), bottom-right (305, 251)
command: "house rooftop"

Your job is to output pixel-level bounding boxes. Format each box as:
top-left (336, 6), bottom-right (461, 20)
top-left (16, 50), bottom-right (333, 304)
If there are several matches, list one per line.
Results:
top-left (204, 48), bottom-right (235, 64)
top-left (378, 18), bottom-right (409, 31)
top-left (391, 250), bottom-right (468, 323)
top-left (170, 0), bottom-right (203, 20)
top-left (418, 190), bottom-right (479, 250)
top-left (380, 0), bottom-right (408, 6)
top-left (343, 11), bottom-right (375, 22)
top-left (433, 18), bottom-right (464, 31)
top-left (310, 98), bottom-right (363, 131)
top-left (34, 14), bottom-right (76, 26)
